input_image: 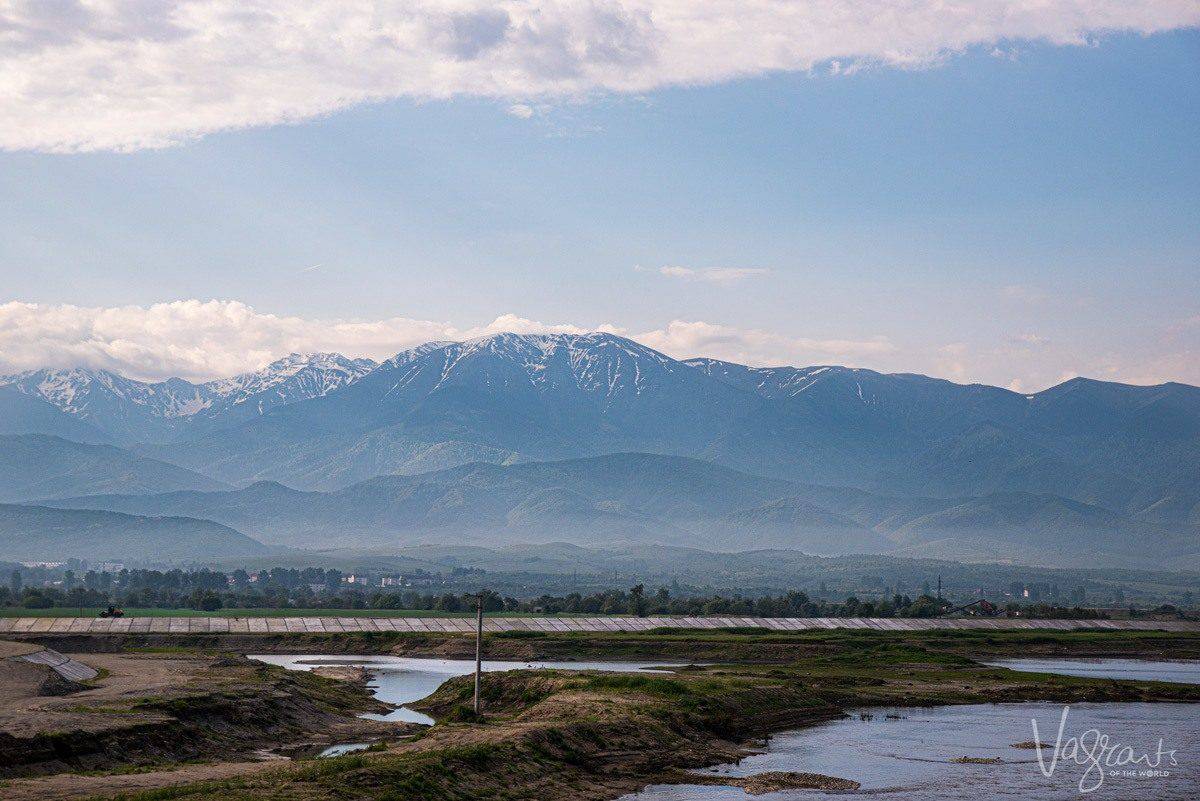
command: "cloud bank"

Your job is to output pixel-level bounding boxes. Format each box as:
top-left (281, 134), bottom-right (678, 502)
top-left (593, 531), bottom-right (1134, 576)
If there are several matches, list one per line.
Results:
top-left (2, 1), bottom-right (1197, 152)
top-left (1, 300), bottom-right (1195, 390)
top-left (0, 300), bottom-right (894, 381)
top-left (637, 320), bottom-right (895, 365)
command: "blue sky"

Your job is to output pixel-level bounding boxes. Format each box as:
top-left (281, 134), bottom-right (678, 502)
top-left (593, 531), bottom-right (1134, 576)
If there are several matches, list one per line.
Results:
top-left (1, 10), bottom-right (1197, 389)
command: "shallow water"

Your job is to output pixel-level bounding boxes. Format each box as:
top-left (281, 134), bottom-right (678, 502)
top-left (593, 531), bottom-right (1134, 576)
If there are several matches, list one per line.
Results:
top-left (623, 703), bottom-right (1198, 800)
top-left (252, 654), bottom-right (680, 724)
top-left (316, 742), bottom-right (371, 758)
top-left (986, 658), bottom-right (1200, 685)
top-left (257, 654), bottom-right (1198, 794)
top-left (622, 660), bottom-right (1200, 801)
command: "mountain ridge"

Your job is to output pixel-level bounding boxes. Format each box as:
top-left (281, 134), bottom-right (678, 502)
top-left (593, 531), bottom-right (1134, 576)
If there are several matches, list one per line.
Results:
top-left (5, 333), bottom-right (1198, 559)
top-left (0, 503), bottom-right (271, 562)
top-left (0, 352), bottom-right (377, 442)
top-left (0, 434), bottom-right (228, 502)
top-left (39, 452), bottom-right (1193, 568)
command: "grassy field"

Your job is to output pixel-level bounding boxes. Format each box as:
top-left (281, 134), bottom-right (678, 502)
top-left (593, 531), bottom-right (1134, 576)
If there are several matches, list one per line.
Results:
top-left (0, 606), bottom-right (564, 618)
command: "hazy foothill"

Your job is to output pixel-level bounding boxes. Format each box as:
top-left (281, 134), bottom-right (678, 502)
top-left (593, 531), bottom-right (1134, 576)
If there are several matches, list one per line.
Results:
top-left (1, 333), bottom-right (1197, 575)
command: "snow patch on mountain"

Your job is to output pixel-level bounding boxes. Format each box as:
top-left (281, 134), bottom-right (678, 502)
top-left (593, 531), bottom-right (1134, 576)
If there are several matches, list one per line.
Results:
top-left (683, 358), bottom-right (886, 401)
top-left (428, 332), bottom-right (682, 403)
top-left (208, 352), bottom-right (377, 405)
top-left (0, 353), bottom-right (379, 430)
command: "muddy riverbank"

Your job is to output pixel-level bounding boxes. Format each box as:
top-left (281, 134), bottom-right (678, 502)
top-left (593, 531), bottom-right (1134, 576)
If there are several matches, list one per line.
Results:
top-left (0, 651), bottom-right (401, 780)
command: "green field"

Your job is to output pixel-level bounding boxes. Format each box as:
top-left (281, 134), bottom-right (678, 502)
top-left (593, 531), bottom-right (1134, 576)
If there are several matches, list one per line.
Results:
top-left (0, 606), bottom-right (570, 618)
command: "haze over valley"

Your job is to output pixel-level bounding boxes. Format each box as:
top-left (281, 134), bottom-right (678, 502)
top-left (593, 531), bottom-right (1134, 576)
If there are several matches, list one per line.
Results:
top-left (2, 332), bottom-right (1196, 569)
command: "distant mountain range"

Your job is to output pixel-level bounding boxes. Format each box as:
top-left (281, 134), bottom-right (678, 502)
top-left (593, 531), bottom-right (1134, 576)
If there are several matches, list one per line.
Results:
top-left (0, 434), bottom-right (226, 502)
top-left (38, 453), bottom-right (1198, 569)
top-left (2, 333), bottom-right (1197, 567)
top-left (0, 504), bottom-right (269, 562)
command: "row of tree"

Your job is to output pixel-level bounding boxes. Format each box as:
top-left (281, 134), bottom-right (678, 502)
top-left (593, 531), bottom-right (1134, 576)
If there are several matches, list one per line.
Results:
top-left (1, 572), bottom-right (1115, 620)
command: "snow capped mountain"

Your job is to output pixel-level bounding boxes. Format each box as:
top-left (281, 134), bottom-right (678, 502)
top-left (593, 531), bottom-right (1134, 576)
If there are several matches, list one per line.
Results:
top-left (379, 332), bottom-right (688, 406)
top-left (0, 368), bottom-right (215, 441)
top-left (339, 332), bottom-right (754, 451)
top-left (0, 353), bottom-right (378, 442)
top-left (207, 352), bottom-right (377, 408)
top-left (141, 332), bottom-right (758, 487)
top-left (4, 334), bottom-right (1198, 544)
top-left (2, 367), bottom-right (184, 417)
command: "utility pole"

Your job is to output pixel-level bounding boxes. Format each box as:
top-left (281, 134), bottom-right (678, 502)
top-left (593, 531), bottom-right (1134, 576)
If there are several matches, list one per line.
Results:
top-left (473, 593), bottom-right (484, 715)
top-left (937, 575), bottom-right (942, 601)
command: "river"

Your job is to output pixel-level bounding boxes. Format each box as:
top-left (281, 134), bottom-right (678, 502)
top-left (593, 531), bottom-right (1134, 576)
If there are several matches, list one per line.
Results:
top-left (250, 654), bottom-right (681, 724)
top-left (985, 658), bottom-right (1200, 685)
top-left (622, 659), bottom-right (1200, 800)
top-left (254, 654), bottom-right (1198, 797)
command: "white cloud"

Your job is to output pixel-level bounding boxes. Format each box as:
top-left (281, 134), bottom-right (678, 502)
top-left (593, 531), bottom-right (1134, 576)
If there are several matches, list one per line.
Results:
top-left (636, 319), bottom-right (896, 366)
top-left (641, 265), bottom-right (770, 283)
top-left (0, 300), bottom-right (450, 381)
top-left (507, 103), bottom-right (535, 118)
top-left (0, 300), bottom-right (894, 380)
top-left (0, 300), bottom-right (608, 381)
top-left (2, 1), bottom-right (1197, 152)
top-left (935, 342), bottom-right (970, 381)
top-left (458, 312), bottom-right (617, 338)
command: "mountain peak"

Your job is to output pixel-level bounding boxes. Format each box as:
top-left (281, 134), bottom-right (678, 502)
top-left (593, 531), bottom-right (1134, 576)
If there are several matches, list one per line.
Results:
top-left (0, 352), bottom-right (378, 438)
top-left (457, 330), bottom-right (673, 366)
top-left (207, 352), bottom-right (377, 402)
top-left (447, 331), bottom-right (687, 398)
top-left (462, 330), bottom-right (640, 348)
top-left (0, 365), bottom-right (156, 417)
top-left (264, 351), bottom-right (370, 371)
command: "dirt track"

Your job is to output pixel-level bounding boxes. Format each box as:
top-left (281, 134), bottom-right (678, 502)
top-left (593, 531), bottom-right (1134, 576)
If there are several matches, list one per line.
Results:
top-left (0, 653), bottom-right (196, 737)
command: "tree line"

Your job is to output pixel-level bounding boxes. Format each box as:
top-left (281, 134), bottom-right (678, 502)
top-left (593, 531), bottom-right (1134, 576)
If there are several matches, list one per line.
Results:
top-left (1, 566), bottom-right (1120, 619)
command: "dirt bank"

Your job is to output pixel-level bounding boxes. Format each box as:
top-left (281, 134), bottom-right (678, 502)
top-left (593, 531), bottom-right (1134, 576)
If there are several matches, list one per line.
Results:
top-left (0, 652), bottom-right (401, 779)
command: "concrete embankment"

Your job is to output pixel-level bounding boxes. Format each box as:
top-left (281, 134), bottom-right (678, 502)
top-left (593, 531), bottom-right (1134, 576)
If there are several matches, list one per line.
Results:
top-left (1, 640), bottom-right (98, 682)
top-left (2, 615), bottom-right (1194, 636)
